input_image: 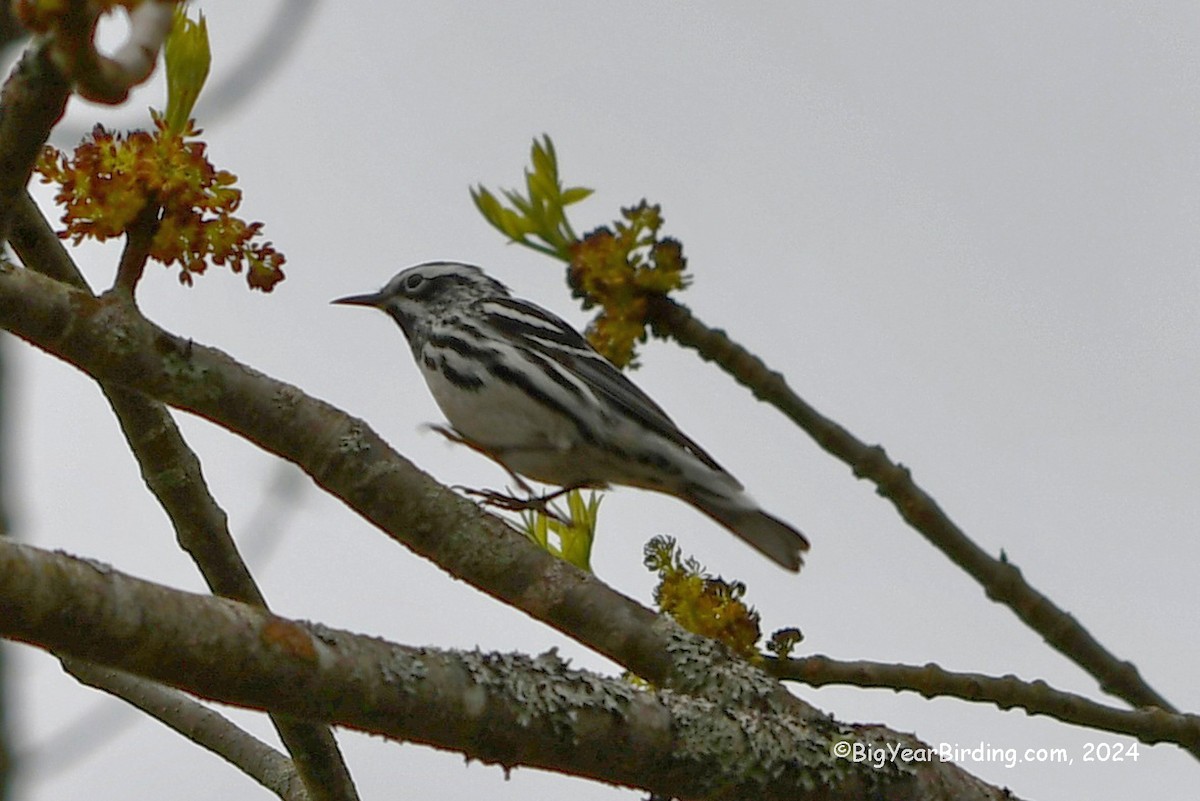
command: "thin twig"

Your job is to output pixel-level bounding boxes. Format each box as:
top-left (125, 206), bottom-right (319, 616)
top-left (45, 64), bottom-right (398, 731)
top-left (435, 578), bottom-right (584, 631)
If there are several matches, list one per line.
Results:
top-left (61, 658), bottom-right (307, 801)
top-left (112, 200), bottom-right (161, 298)
top-left (48, 0), bottom-right (173, 105)
top-left (647, 295), bottom-right (1177, 715)
top-left (53, 0), bottom-right (320, 144)
top-left (770, 654), bottom-right (1200, 756)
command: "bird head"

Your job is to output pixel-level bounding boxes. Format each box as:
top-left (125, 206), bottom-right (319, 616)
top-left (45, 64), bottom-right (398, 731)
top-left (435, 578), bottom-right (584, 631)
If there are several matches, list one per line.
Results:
top-left (332, 261), bottom-right (510, 339)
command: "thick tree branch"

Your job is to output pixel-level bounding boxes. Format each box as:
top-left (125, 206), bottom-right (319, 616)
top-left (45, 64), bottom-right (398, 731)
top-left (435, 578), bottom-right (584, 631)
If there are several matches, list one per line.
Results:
top-left (773, 655), bottom-right (1200, 756)
top-left (6, 195), bottom-right (359, 801)
top-left (0, 4), bottom-right (25, 59)
top-left (0, 539), bottom-right (1013, 801)
top-left (0, 43), bottom-right (69, 240)
top-left (60, 658), bottom-right (306, 801)
top-left (648, 295), bottom-right (1175, 714)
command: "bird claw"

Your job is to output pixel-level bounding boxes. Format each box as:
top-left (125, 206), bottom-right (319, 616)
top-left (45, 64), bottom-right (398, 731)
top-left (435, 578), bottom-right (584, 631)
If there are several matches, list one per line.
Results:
top-left (429, 423), bottom-right (578, 524)
top-left (454, 485), bottom-right (572, 524)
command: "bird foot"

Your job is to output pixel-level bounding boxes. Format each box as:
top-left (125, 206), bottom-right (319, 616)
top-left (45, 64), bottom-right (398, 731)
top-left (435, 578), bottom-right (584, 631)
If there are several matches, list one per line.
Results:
top-left (454, 485), bottom-right (573, 524)
top-left (428, 423), bottom-right (580, 523)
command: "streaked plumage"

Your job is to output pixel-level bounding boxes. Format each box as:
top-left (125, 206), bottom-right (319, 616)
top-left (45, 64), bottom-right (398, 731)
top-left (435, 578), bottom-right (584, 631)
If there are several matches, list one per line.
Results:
top-left (334, 261), bottom-right (809, 570)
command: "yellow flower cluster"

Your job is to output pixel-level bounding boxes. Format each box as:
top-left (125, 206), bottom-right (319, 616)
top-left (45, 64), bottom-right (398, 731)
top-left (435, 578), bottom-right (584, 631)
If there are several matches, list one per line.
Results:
top-left (36, 114), bottom-right (285, 291)
top-left (568, 201), bottom-right (689, 368)
top-left (644, 536), bottom-right (763, 662)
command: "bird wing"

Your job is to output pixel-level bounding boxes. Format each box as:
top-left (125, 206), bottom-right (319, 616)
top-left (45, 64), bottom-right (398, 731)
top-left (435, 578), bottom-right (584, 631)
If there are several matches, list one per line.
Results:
top-left (478, 297), bottom-right (730, 475)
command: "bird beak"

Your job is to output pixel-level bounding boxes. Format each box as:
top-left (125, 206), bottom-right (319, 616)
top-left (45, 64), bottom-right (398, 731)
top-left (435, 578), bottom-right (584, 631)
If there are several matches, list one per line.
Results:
top-left (331, 291), bottom-right (384, 308)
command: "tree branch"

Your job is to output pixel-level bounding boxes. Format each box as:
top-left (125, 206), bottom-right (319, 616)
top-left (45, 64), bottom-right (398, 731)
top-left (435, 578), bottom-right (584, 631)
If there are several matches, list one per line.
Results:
top-left (647, 295), bottom-right (1176, 714)
top-left (112, 199), bottom-right (161, 298)
top-left (772, 655), bottom-right (1200, 756)
top-left (45, 0), bottom-right (173, 105)
top-left (60, 658), bottom-right (306, 801)
top-left (0, 539), bottom-right (1014, 801)
top-left (0, 43), bottom-right (70, 240)
top-left (6, 195), bottom-right (359, 801)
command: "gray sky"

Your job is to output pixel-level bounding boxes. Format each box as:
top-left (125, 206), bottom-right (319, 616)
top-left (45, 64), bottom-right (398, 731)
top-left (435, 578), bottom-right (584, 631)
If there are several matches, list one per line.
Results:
top-left (10, 2), bottom-right (1199, 799)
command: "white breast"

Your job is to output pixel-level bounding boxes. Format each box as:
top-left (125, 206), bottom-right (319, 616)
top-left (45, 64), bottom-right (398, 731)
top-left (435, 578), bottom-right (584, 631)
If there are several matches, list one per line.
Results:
top-left (418, 356), bottom-right (580, 454)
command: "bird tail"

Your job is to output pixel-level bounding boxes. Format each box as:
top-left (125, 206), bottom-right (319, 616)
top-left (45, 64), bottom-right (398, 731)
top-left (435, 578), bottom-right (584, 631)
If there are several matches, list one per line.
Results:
top-left (692, 497), bottom-right (810, 572)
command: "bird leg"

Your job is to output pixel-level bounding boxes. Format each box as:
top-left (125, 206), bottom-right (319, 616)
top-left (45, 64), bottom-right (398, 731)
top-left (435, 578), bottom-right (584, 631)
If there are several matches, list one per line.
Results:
top-left (425, 423), bottom-right (536, 493)
top-left (427, 423), bottom-right (571, 522)
top-left (453, 486), bottom-right (574, 524)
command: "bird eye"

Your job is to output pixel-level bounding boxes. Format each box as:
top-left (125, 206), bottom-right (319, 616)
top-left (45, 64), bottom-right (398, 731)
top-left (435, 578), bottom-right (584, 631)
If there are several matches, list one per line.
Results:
top-left (403, 274), bottom-right (426, 293)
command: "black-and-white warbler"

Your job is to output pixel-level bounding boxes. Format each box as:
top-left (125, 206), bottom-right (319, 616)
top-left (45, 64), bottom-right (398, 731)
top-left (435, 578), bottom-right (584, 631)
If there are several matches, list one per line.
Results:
top-left (333, 261), bottom-right (809, 571)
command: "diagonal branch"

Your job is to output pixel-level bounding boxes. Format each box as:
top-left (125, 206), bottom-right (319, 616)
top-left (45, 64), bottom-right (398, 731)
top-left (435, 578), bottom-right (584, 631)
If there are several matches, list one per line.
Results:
top-left (648, 295), bottom-right (1176, 714)
top-left (0, 43), bottom-right (70, 241)
top-left (771, 654), bottom-right (1200, 756)
top-left (0, 539), bottom-right (1014, 801)
top-left (6, 194), bottom-right (358, 801)
top-left (60, 658), bottom-right (307, 801)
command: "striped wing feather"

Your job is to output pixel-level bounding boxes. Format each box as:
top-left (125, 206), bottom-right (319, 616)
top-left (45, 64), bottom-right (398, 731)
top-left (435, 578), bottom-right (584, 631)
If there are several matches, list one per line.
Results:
top-left (479, 297), bottom-right (730, 475)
